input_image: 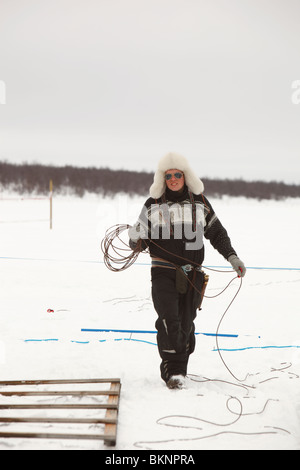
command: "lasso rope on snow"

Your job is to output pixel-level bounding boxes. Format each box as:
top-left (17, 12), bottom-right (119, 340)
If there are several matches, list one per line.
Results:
top-left (101, 225), bottom-right (295, 449)
top-left (134, 365), bottom-right (295, 449)
top-left (133, 391), bottom-right (291, 449)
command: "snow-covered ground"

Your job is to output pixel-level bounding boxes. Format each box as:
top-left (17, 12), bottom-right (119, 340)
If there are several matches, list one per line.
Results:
top-left (0, 191), bottom-right (299, 450)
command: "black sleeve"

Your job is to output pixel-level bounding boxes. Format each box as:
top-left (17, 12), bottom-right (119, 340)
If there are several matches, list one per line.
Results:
top-left (202, 195), bottom-right (237, 260)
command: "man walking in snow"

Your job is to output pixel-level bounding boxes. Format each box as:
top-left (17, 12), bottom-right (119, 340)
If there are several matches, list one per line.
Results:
top-left (129, 153), bottom-right (246, 389)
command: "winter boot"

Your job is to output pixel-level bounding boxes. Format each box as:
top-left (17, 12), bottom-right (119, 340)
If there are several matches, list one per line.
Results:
top-left (166, 375), bottom-right (186, 390)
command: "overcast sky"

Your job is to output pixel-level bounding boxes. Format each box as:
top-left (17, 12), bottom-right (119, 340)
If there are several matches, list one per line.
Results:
top-left (0, 0), bottom-right (299, 183)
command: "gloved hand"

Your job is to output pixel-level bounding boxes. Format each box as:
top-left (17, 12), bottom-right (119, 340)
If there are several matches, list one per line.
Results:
top-left (129, 238), bottom-right (138, 250)
top-left (228, 255), bottom-right (246, 277)
top-left (129, 238), bottom-right (148, 252)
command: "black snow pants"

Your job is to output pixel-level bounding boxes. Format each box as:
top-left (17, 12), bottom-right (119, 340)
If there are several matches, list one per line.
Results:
top-left (151, 266), bottom-right (204, 384)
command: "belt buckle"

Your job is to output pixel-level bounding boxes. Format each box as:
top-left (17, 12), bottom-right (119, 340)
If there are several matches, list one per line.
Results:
top-left (181, 264), bottom-right (193, 275)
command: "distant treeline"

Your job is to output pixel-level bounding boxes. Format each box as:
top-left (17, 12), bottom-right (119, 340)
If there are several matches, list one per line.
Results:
top-left (0, 161), bottom-right (299, 200)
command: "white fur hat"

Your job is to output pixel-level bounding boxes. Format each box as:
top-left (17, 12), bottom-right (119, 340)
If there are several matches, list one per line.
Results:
top-left (149, 152), bottom-right (204, 199)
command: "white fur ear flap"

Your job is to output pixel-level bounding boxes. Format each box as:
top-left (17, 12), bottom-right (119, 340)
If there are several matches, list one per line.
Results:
top-left (149, 169), bottom-right (166, 200)
top-left (149, 152), bottom-right (204, 198)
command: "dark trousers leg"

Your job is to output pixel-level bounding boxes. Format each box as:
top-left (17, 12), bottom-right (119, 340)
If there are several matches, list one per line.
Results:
top-left (151, 268), bottom-right (202, 383)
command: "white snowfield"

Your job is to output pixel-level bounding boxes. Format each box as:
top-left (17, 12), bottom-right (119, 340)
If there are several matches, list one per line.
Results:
top-left (0, 191), bottom-right (299, 450)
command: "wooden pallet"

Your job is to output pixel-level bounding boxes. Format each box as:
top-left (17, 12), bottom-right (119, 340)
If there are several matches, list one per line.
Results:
top-left (0, 378), bottom-right (121, 447)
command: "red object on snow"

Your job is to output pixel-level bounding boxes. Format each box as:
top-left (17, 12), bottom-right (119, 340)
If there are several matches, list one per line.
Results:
top-left (47, 309), bottom-right (54, 313)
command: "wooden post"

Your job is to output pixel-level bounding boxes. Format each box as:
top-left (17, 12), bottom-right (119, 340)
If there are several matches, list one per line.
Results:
top-left (49, 179), bottom-right (53, 230)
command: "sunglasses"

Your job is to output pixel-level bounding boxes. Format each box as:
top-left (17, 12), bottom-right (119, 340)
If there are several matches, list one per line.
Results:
top-left (165, 172), bottom-right (183, 181)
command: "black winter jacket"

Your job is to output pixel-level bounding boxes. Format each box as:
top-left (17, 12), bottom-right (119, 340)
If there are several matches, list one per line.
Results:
top-left (129, 185), bottom-right (236, 267)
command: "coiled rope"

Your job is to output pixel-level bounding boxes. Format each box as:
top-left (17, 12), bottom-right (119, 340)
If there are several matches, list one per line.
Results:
top-left (100, 224), bottom-right (142, 272)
